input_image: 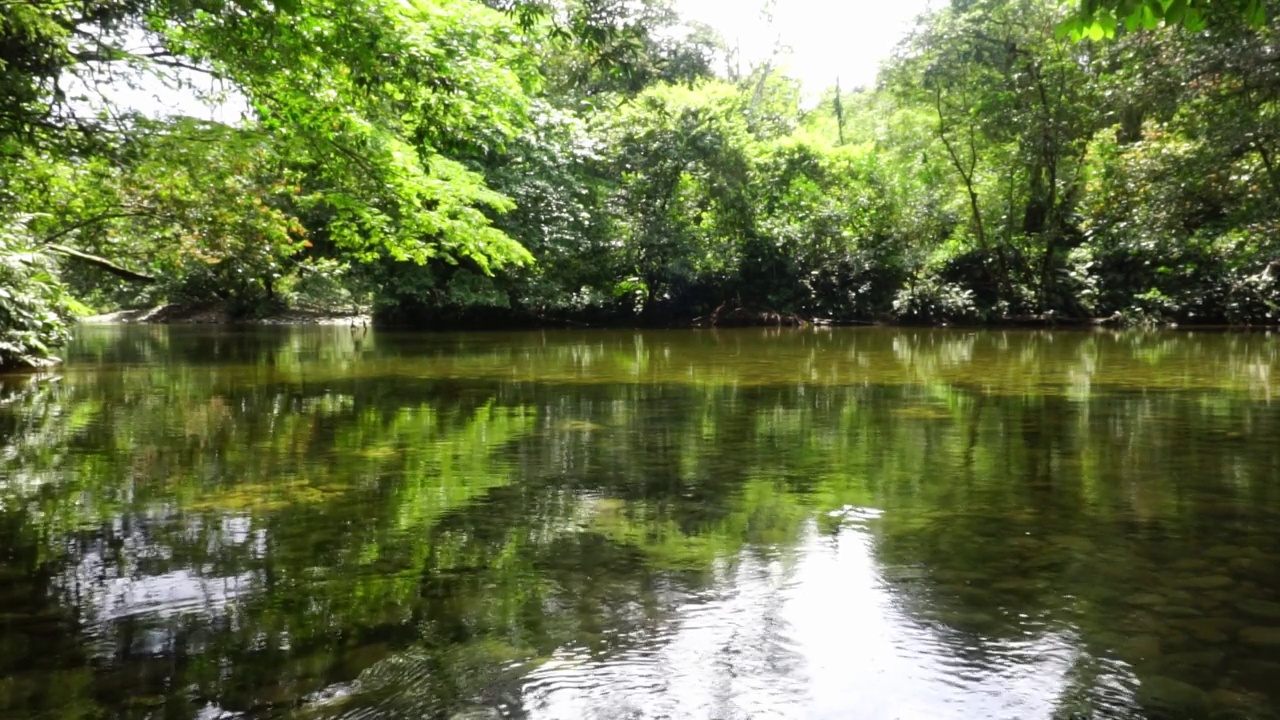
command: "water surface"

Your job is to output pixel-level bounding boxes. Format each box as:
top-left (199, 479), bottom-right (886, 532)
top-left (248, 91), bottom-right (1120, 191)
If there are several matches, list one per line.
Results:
top-left (0, 326), bottom-right (1278, 719)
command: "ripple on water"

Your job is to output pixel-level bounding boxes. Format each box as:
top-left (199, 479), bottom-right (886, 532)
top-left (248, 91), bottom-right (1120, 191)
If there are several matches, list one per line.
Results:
top-left (520, 565), bottom-right (809, 719)
top-left (491, 523), bottom-right (1131, 720)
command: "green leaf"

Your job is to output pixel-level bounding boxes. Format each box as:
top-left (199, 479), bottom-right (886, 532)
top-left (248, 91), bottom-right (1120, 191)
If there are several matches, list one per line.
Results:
top-left (1246, 0), bottom-right (1266, 26)
top-left (1098, 12), bottom-right (1118, 35)
top-left (1141, 4), bottom-right (1160, 29)
top-left (1054, 17), bottom-right (1082, 39)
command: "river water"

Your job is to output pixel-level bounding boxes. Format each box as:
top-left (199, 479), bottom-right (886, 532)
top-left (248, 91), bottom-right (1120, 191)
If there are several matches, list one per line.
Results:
top-left (0, 326), bottom-right (1277, 720)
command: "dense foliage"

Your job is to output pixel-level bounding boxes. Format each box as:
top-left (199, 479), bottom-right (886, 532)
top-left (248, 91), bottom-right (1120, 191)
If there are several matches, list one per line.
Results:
top-left (2, 0), bottom-right (1279, 367)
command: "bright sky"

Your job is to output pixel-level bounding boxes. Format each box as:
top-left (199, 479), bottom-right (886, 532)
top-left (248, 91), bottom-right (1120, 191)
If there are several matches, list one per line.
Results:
top-left (676, 0), bottom-right (935, 93)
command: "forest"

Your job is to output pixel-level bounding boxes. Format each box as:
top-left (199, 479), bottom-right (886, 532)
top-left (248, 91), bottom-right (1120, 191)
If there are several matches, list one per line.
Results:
top-left (2, 0), bottom-right (1278, 369)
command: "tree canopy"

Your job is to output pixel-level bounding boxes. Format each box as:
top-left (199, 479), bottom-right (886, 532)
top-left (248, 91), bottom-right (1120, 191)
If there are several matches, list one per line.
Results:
top-left (2, 0), bottom-right (1279, 369)
top-left (1065, 0), bottom-right (1268, 38)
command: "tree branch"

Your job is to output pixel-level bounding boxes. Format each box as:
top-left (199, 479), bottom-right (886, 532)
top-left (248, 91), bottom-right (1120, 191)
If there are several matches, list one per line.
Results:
top-left (46, 244), bottom-right (156, 283)
top-left (40, 210), bottom-right (164, 245)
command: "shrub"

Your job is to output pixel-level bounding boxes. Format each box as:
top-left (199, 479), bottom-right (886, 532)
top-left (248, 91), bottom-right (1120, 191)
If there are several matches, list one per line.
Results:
top-left (0, 226), bottom-right (77, 370)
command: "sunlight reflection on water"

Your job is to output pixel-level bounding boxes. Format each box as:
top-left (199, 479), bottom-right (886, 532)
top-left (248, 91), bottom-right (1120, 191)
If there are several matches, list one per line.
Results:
top-left (516, 518), bottom-right (1110, 720)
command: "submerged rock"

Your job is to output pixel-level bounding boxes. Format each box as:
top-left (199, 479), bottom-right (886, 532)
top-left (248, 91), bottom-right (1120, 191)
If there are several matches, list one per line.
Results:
top-left (1157, 605), bottom-right (1204, 619)
top-left (1204, 545), bottom-right (1245, 560)
top-left (1201, 591), bottom-right (1235, 609)
top-left (1210, 686), bottom-right (1267, 713)
top-left (1142, 655), bottom-right (1228, 691)
top-left (1238, 626), bottom-right (1280, 646)
top-left (449, 707), bottom-right (503, 720)
top-left (1175, 618), bottom-right (1237, 644)
top-left (1229, 557), bottom-right (1275, 579)
top-left (991, 577), bottom-right (1048, 592)
top-left (1208, 711), bottom-right (1259, 720)
top-left (1173, 557), bottom-right (1214, 572)
top-left (1124, 634), bottom-right (1164, 660)
top-left (1155, 650), bottom-right (1227, 671)
top-left (1048, 534), bottom-right (1096, 553)
top-left (1127, 593), bottom-right (1168, 607)
top-left (1232, 659), bottom-right (1280, 686)
top-left (1235, 599), bottom-right (1280, 621)
top-left (1138, 676), bottom-right (1212, 716)
top-left (933, 609), bottom-right (1001, 630)
top-left (1176, 575), bottom-right (1235, 591)
top-left (931, 569), bottom-right (990, 584)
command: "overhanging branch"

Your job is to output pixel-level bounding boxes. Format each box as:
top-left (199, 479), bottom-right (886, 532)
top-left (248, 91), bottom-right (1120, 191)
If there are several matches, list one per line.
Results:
top-left (46, 244), bottom-right (156, 283)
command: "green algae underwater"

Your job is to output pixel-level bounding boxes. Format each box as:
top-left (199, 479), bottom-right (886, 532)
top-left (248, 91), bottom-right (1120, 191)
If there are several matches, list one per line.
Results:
top-left (0, 325), bottom-right (1277, 720)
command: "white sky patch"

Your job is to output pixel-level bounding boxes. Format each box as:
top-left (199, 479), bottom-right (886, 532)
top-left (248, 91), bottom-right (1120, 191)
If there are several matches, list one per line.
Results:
top-left (63, 27), bottom-right (249, 124)
top-left (67, 69), bottom-right (248, 124)
top-left (104, 74), bottom-right (247, 124)
top-left (676, 0), bottom-right (935, 92)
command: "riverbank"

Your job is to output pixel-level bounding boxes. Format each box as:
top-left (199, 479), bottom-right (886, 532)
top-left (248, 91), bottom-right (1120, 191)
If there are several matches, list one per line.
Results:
top-left (76, 302), bottom-right (1277, 331)
top-left (80, 303), bottom-right (371, 326)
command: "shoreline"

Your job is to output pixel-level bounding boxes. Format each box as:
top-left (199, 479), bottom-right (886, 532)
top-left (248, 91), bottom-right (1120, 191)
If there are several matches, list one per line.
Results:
top-left (75, 304), bottom-right (1279, 332)
top-left (79, 304), bottom-right (372, 327)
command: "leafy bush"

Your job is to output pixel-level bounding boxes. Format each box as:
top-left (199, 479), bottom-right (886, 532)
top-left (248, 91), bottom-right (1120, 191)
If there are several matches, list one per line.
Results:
top-left (0, 226), bottom-right (77, 370)
top-left (892, 276), bottom-right (979, 323)
top-left (280, 258), bottom-right (363, 313)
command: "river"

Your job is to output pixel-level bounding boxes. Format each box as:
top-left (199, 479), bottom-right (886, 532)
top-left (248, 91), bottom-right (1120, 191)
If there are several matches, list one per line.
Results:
top-left (0, 326), bottom-right (1277, 719)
